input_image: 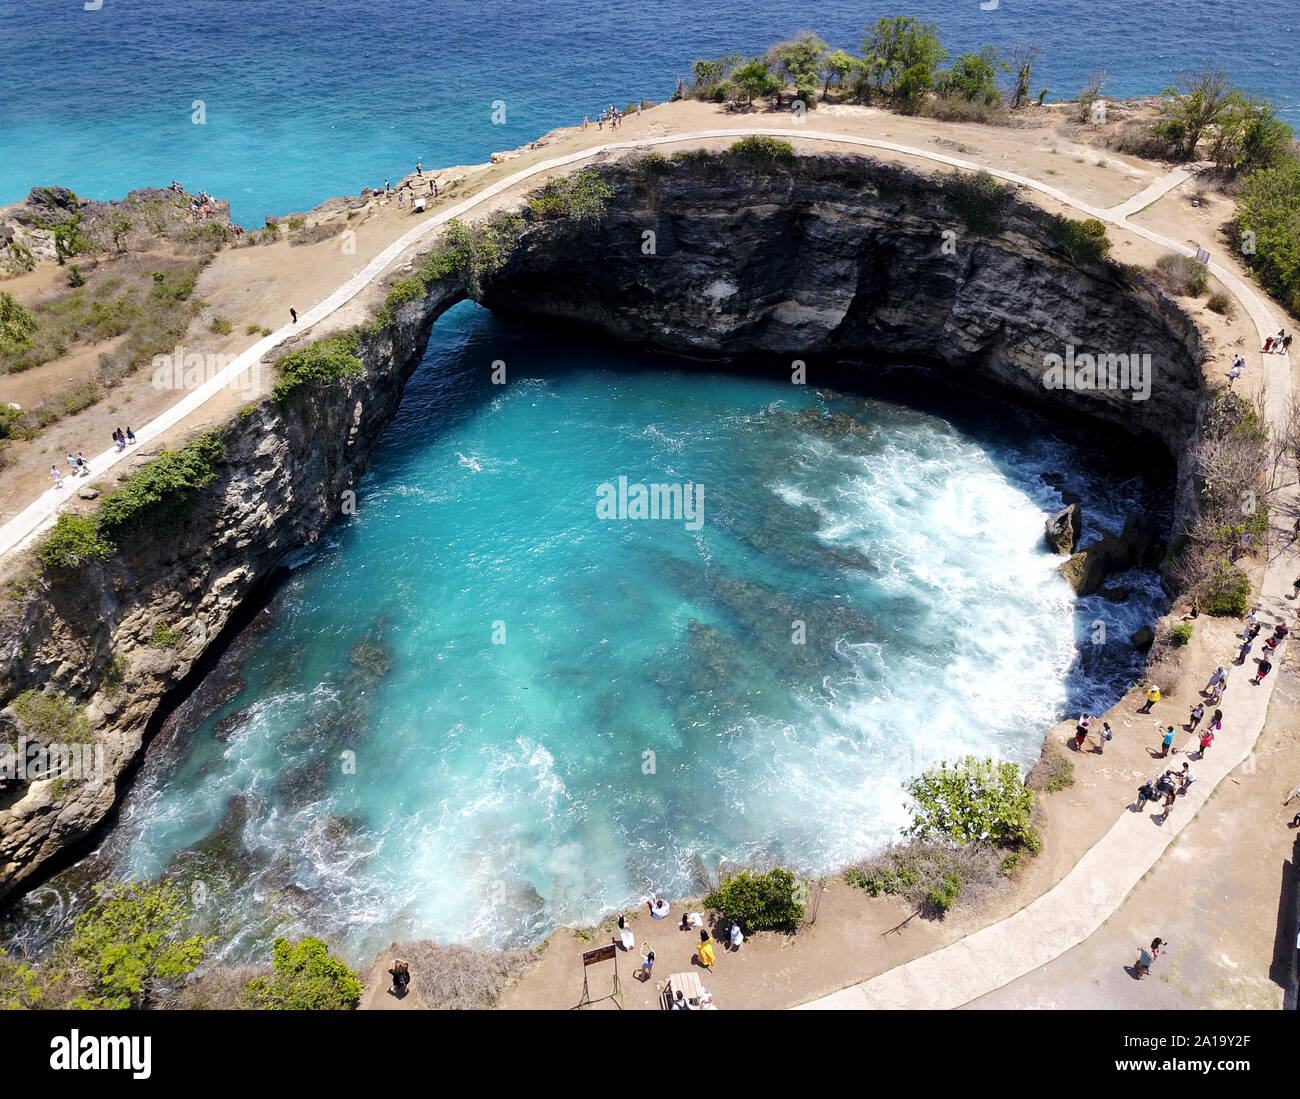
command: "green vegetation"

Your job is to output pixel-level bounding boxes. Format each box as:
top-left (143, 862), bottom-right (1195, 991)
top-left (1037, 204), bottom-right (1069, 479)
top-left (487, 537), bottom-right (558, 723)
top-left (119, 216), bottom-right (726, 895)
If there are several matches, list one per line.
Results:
top-left (272, 331), bottom-right (364, 403)
top-left (245, 936), bottom-right (363, 1010)
top-left (66, 264), bottom-right (86, 288)
top-left (1234, 155), bottom-right (1300, 314)
top-left (768, 32), bottom-right (827, 105)
top-left (246, 323), bottom-right (263, 335)
top-left (945, 169), bottom-right (1011, 234)
top-left (904, 756), bottom-right (1039, 852)
top-left (50, 880), bottom-right (210, 1009)
top-left (703, 866), bottom-right (805, 931)
top-left (1205, 291), bottom-right (1234, 316)
top-left (728, 136), bottom-right (795, 165)
top-left (1049, 216), bottom-right (1112, 264)
top-left (1169, 622), bottom-right (1195, 646)
top-left (1154, 252), bottom-right (1209, 296)
top-left (0, 292), bottom-right (37, 358)
top-left (209, 315), bottom-right (232, 335)
top-left (844, 841), bottom-right (1001, 918)
top-left (12, 688), bottom-right (92, 744)
top-left (150, 620), bottom-right (181, 649)
top-left (1030, 745), bottom-right (1075, 793)
top-left (96, 430), bottom-right (223, 537)
top-left (287, 217), bottom-right (305, 230)
top-left (102, 652), bottom-right (128, 698)
top-left (527, 170), bottom-right (614, 223)
top-left (1167, 389), bottom-right (1269, 612)
top-left (0, 950), bottom-right (44, 1009)
top-left (37, 514), bottom-right (114, 570)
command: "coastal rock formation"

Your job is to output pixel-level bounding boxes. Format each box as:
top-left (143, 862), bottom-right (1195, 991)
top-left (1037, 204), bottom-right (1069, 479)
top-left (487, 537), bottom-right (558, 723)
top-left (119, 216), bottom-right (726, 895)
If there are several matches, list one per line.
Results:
top-left (1057, 512), bottom-right (1162, 596)
top-left (0, 150), bottom-right (1204, 904)
top-left (1045, 503), bottom-right (1083, 555)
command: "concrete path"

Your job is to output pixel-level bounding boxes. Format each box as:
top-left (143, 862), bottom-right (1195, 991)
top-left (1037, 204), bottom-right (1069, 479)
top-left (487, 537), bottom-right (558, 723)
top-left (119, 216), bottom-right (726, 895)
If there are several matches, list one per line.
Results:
top-left (1105, 162), bottom-right (1206, 218)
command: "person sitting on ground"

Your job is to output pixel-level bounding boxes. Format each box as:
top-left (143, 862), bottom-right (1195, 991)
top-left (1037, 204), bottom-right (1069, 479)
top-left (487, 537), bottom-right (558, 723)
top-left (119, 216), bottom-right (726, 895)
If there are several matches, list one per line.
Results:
top-left (649, 898), bottom-right (670, 919)
top-left (680, 911), bottom-right (704, 932)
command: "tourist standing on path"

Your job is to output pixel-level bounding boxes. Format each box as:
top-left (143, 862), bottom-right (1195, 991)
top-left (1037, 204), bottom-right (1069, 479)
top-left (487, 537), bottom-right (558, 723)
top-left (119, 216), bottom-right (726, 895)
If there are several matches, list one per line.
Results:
top-left (639, 946), bottom-right (655, 981)
top-left (50, 466), bottom-right (63, 489)
top-left (75, 453), bottom-right (89, 476)
top-left (290, 307), bottom-right (297, 324)
top-left (66, 453), bottom-right (77, 477)
top-left (1139, 684), bottom-right (1161, 713)
top-left (1159, 726), bottom-right (1176, 757)
top-left (1254, 657), bottom-right (1273, 685)
top-left (1284, 333), bottom-right (1293, 354)
top-left (1203, 666), bottom-right (1226, 694)
top-left (415, 160), bottom-right (422, 176)
top-left (1188, 702), bottom-right (1205, 731)
top-left (125, 426), bottom-right (135, 445)
top-left (1134, 778), bottom-right (1156, 811)
top-left (1160, 789), bottom-right (1176, 821)
top-left (1178, 762), bottom-right (1195, 795)
top-left (1074, 713), bottom-right (1091, 752)
top-left (1099, 721), bottom-right (1113, 754)
top-left (696, 928), bottom-right (716, 969)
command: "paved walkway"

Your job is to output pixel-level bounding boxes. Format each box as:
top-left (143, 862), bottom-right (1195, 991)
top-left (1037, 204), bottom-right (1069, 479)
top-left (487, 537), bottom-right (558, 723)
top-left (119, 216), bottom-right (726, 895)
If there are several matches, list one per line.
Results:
top-left (3, 128), bottom-right (1294, 1011)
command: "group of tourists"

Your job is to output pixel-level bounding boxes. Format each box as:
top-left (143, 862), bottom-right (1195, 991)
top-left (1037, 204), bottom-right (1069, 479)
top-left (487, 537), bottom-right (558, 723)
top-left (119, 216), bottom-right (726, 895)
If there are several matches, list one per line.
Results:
top-left (582, 103), bottom-right (640, 131)
top-left (48, 427), bottom-right (135, 489)
top-left (1262, 329), bottom-right (1291, 354)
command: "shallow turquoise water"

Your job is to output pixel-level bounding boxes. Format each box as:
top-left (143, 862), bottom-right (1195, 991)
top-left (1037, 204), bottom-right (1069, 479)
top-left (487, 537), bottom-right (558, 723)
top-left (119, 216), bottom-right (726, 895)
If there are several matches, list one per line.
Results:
top-left (0, 304), bottom-right (1166, 962)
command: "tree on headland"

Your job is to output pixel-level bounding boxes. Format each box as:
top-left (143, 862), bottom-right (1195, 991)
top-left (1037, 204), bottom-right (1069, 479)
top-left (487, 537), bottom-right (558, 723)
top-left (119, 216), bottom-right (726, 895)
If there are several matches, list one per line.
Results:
top-left (1006, 40), bottom-right (1043, 109)
top-left (1076, 68), bottom-right (1108, 122)
top-left (1159, 68), bottom-right (1235, 160)
top-left (860, 16), bottom-right (946, 104)
top-left (822, 48), bottom-right (857, 96)
top-left (768, 31), bottom-right (827, 104)
top-left (1210, 93), bottom-right (1293, 176)
top-left (940, 46), bottom-right (1005, 105)
top-left (731, 57), bottom-right (781, 107)
top-left (245, 936), bottom-right (363, 1010)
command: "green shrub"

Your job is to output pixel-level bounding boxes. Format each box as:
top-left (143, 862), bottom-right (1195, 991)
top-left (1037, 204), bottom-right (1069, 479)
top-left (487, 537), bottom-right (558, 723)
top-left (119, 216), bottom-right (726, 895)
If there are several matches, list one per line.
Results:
top-left (1205, 291), bottom-right (1233, 315)
top-left (209, 315), bottom-right (232, 335)
top-left (150, 620), bottom-right (181, 649)
top-left (0, 950), bottom-right (44, 1009)
top-left (66, 265), bottom-right (86, 288)
top-left (527, 170), bottom-right (614, 223)
top-left (728, 136), bottom-right (795, 164)
top-left (287, 217), bottom-right (305, 230)
top-left (1154, 252), bottom-right (1209, 296)
top-left (703, 867), bottom-right (805, 931)
top-left (384, 275), bottom-right (427, 311)
top-left (925, 872), bottom-right (962, 914)
top-left (12, 688), bottom-right (92, 744)
top-left (1203, 560), bottom-right (1251, 616)
top-left (96, 430), bottom-right (224, 537)
top-left (1234, 154), bottom-right (1300, 313)
top-left (271, 332), bottom-right (363, 402)
top-left (102, 652), bottom-right (128, 698)
top-left (1169, 622), bottom-right (1194, 646)
top-left (945, 169), bottom-right (1011, 234)
top-left (844, 840), bottom-right (1001, 918)
top-left (1030, 745), bottom-right (1075, 793)
top-left (0, 292), bottom-right (37, 357)
top-left (37, 514), bottom-right (114, 570)
top-left (245, 936), bottom-right (362, 1010)
top-left (904, 756), bottom-right (1036, 849)
top-left (1050, 216), bottom-right (1111, 264)
top-left (50, 880), bottom-right (210, 1009)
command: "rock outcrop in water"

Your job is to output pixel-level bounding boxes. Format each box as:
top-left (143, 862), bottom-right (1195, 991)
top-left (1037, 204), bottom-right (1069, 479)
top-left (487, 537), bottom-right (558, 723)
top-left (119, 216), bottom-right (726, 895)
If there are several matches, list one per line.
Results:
top-left (0, 150), bottom-right (1206, 905)
top-left (1045, 504), bottom-right (1083, 556)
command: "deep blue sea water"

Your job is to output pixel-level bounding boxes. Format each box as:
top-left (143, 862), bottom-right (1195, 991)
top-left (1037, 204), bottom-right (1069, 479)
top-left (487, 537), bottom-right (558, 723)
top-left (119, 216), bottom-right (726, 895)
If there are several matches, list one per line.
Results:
top-left (2, 0), bottom-right (1296, 225)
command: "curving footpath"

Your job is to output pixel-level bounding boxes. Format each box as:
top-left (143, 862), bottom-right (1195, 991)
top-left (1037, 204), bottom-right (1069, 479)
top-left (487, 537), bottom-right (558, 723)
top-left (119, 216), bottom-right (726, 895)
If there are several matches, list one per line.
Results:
top-left (1, 129), bottom-right (1294, 1012)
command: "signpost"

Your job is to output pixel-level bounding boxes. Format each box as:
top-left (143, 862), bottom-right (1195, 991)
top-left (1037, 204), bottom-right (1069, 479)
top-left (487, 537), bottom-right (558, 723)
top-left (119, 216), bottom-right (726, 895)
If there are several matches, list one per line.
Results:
top-left (574, 943), bottom-right (622, 1009)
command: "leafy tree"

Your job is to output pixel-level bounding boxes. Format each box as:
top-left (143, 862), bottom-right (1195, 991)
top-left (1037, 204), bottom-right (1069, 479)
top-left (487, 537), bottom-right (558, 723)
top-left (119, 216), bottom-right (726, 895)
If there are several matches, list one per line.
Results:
top-left (1160, 68), bottom-right (1234, 159)
top-left (51, 880), bottom-right (210, 1009)
top-left (941, 46), bottom-right (1005, 104)
top-left (861, 16), bottom-right (946, 103)
top-left (1210, 93), bottom-right (1293, 176)
top-left (1234, 154), bottom-right (1300, 313)
top-left (731, 57), bottom-right (781, 106)
top-left (1050, 216), bottom-right (1112, 264)
top-left (37, 514), bottom-right (115, 570)
top-left (904, 756), bottom-right (1037, 849)
top-left (1006, 40), bottom-right (1043, 109)
top-left (246, 936), bottom-right (363, 1010)
top-left (704, 867), bottom-right (805, 931)
top-left (822, 48), bottom-right (856, 96)
top-left (769, 32), bottom-right (827, 102)
top-left (1076, 68), bottom-right (1108, 122)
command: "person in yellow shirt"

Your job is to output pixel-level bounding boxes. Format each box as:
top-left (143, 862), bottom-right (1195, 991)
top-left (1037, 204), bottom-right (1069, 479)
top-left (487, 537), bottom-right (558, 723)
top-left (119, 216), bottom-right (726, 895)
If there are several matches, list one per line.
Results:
top-left (1138, 684), bottom-right (1160, 714)
top-left (696, 929), bottom-right (716, 969)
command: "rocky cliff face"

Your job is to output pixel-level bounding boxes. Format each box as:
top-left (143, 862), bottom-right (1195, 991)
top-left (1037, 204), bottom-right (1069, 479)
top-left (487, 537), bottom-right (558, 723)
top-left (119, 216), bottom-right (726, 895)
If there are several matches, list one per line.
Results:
top-left (481, 153), bottom-right (1204, 475)
top-left (0, 278), bottom-right (465, 904)
top-left (0, 150), bottom-right (1207, 906)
